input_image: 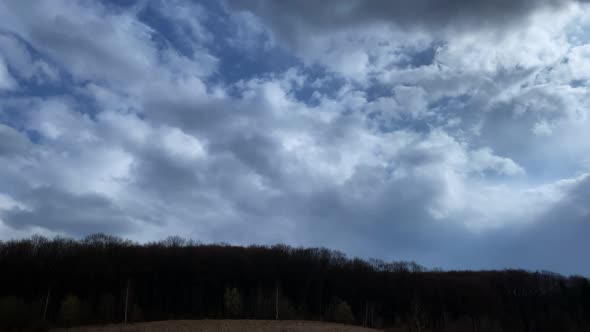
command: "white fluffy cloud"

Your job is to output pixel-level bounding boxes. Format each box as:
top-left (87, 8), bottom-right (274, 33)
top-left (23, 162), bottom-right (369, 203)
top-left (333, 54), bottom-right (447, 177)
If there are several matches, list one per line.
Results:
top-left (0, 0), bottom-right (590, 275)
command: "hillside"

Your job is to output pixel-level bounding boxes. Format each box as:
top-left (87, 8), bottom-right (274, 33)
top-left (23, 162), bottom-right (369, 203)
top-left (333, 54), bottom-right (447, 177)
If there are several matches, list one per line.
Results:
top-left (51, 320), bottom-right (382, 332)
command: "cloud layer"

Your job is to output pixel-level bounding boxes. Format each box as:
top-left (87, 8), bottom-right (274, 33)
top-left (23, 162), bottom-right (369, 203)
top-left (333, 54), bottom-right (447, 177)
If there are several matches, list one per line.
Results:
top-left (229, 0), bottom-right (584, 33)
top-left (0, 0), bottom-right (589, 275)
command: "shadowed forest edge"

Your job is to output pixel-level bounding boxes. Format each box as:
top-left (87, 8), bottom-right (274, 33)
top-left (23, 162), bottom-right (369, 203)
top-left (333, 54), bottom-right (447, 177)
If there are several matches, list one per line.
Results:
top-left (1, 234), bottom-right (589, 331)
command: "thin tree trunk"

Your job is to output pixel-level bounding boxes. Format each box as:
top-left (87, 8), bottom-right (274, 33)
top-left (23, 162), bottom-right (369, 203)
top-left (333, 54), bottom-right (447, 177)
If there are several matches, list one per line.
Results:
top-left (275, 281), bottom-right (279, 320)
top-left (43, 287), bottom-right (51, 321)
top-left (124, 278), bottom-right (130, 324)
top-left (371, 302), bottom-right (374, 328)
top-left (413, 299), bottom-right (423, 332)
top-left (319, 285), bottom-right (323, 322)
top-left (472, 315), bottom-right (480, 332)
top-left (364, 301), bottom-right (368, 326)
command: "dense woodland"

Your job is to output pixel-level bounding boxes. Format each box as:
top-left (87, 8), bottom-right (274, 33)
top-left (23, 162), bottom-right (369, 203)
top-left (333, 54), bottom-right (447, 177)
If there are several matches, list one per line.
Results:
top-left (0, 234), bottom-right (589, 331)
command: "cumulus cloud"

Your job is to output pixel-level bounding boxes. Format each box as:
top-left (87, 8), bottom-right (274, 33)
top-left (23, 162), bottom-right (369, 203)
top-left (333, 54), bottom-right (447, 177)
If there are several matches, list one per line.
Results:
top-left (0, 0), bottom-right (217, 88)
top-left (0, 0), bottom-right (589, 276)
top-left (0, 34), bottom-right (59, 83)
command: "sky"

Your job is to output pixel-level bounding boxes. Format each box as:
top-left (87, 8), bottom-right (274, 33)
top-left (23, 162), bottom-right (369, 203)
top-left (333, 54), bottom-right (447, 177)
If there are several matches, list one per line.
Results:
top-left (1, 0), bottom-right (590, 276)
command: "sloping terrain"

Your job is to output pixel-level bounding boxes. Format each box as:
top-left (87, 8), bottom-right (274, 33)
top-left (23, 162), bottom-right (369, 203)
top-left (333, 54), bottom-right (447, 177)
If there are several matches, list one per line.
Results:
top-left (52, 320), bottom-right (383, 332)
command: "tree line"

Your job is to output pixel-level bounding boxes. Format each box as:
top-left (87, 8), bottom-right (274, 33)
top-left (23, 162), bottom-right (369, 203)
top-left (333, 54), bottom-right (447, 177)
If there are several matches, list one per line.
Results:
top-left (0, 234), bottom-right (589, 331)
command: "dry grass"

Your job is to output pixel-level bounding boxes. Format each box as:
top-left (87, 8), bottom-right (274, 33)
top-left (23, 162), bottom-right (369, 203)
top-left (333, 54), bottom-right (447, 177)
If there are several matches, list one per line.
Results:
top-left (52, 320), bottom-right (383, 332)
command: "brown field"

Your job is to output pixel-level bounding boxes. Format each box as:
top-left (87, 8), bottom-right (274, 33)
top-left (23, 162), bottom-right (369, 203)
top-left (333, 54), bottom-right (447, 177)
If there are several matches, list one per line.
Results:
top-left (51, 320), bottom-right (384, 332)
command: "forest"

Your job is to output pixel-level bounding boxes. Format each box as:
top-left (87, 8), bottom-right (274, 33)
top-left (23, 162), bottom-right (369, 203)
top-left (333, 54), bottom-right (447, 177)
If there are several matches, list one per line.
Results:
top-left (0, 234), bottom-right (589, 331)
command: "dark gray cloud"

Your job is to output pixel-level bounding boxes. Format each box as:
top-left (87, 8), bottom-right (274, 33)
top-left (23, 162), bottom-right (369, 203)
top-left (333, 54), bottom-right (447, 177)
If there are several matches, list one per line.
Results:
top-left (465, 175), bottom-right (590, 276)
top-left (1, 187), bottom-right (135, 236)
top-left (227, 0), bottom-right (583, 34)
top-left (510, 177), bottom-right (590, 274)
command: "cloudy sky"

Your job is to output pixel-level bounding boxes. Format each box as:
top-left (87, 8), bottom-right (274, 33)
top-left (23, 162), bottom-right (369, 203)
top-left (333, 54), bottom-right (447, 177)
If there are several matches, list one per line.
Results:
top-left (1, 0), bottom-right (590, 275)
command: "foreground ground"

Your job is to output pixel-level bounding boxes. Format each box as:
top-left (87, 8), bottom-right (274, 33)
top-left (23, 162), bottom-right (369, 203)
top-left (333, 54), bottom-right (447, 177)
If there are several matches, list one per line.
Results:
top-left (52, 320), bottom-right (383, 332)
